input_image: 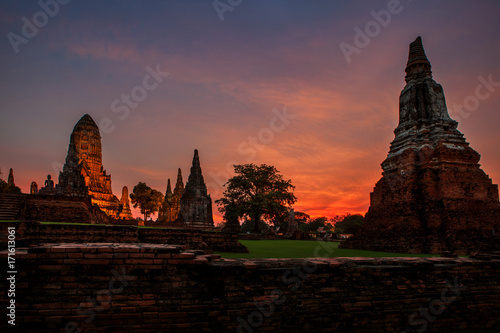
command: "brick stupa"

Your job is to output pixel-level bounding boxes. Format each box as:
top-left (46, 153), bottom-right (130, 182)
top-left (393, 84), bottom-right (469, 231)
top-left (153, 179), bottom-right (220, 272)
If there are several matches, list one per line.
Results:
top-left (158, 168), bottom-right (185, 223)
top-left (342, 37), bottom-right (500, 254)
top-left (118, 186), bottom-right (133, 220)
top-left (179, 150), bottom-right (214, 228)
top-left (57, 114), bottom-right (124, 218)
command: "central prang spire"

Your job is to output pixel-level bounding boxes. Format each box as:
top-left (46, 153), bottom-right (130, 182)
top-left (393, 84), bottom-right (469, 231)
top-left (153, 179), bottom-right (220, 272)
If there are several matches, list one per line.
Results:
top-left (405, 36), bottom-right (432, 82)
top-left (179, 149), bottom-right (214, 227)
top-left (184, 149), bottom-right (207, 196)
top-left (385, 36), bottom-right (465, 169)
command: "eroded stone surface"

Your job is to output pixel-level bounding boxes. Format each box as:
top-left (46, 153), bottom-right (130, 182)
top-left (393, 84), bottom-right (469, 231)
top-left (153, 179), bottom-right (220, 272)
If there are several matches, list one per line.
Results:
top-left (57, 114), bottom-right (121, 217)
top-left (342, 37), bottom-right (500, 254)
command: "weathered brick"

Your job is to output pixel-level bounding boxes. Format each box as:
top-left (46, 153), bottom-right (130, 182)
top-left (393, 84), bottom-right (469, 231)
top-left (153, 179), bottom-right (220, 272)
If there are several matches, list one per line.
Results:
top-left (1, 242), bottom-right (499, 333)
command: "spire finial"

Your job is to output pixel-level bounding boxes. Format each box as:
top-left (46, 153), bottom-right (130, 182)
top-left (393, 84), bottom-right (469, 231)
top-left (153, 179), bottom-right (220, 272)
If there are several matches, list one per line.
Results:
top-left (405, 36), bottom-right (432, 82)
top-left (184, 149), bottom-right (207, 196)
top-left (192, 149), bottom-right (200, 168)
top-left (174, 168), bottom-right (184, 195)
top-left (8, 168), bottom-right (14, 186)
top-left (176, 168), bottom-right (183, 184)
top-left (166, 179), bottom-right (172, 195)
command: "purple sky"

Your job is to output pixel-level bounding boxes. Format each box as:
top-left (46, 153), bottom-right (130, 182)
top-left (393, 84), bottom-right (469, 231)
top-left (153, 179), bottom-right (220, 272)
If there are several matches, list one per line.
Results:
top-left (1, 0), bottom-right (500, 222)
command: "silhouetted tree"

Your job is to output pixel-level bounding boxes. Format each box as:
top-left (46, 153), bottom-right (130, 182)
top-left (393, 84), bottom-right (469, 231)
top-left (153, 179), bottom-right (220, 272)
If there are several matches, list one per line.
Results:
top-left (240, 218), bottom-right (270, 233)
top-left (216, 164), bottom-right (296, 233)
top-left (335, 214), bottom-right (365, 234)
top-left (130, 182), bottom-right (164, 222)
top-left (299, 216), bottom-right (329, 233)
top-left (294, 211), bottom-right (310, 224)
top-left (221, 202), bottom-right (242, 233)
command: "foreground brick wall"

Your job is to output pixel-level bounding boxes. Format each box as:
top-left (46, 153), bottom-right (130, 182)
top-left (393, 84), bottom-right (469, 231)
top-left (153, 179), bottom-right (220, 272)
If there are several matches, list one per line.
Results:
top-left (0, 243), bottom-right (499, 332)
top-left (0, 221), bottom-right (247, 253)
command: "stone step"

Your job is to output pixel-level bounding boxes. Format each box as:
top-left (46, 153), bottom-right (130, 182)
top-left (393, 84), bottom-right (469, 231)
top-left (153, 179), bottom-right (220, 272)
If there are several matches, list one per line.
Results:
top-left (0, 210), bottom-right (22, 219)
top-left (0, 194), bottom-right (27, 220)
top-left (0, 203), bottom-right (24, 208)
top-left (0, 200), bottom-right (25, 205)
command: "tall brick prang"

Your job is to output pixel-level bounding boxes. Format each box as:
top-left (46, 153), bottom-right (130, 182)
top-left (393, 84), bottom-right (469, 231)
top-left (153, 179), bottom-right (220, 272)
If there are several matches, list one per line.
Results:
top-left (179, 149), bottom-right (214, 228)
top-left (57, 114), bottom-right (121, 218)
top-left (342, 37), bottom-right (500, 254)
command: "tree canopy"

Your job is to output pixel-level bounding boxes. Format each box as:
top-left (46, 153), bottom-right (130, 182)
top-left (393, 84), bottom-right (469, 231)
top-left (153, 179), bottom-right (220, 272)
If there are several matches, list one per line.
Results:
top-left (129, 182), bottom-right (164, 222)
top-left (216, 164), bottom-right (297, 233)
top-left (240, 219), bottom-right (270, 233)
top-left (298, 216), bottom-right (334, 233)
top-left (294, 211), bottom-right (310, 224)
top-left (334, 214), bottom-right (365, 234)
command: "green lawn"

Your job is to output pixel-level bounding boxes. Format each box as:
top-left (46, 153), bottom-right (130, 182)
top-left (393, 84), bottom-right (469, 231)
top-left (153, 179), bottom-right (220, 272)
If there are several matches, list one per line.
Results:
top-left (217, 240), bottom-right (440, 259)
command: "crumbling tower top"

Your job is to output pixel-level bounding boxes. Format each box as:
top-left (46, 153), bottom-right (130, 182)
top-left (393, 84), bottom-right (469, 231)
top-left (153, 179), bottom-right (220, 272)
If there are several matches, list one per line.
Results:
top-left (405, 36), bottom-right (432, 83)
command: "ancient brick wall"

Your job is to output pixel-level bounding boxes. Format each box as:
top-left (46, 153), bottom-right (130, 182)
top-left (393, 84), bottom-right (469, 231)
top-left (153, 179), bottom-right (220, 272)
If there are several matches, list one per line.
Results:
top-left (0, 221), bottom-right (247, 253)
top-left (340, 221), bottom-right (500, 255)
top-left (23, 194), bottom-right (114, 224)
top-left (0, 243), bottom-right (498, 332)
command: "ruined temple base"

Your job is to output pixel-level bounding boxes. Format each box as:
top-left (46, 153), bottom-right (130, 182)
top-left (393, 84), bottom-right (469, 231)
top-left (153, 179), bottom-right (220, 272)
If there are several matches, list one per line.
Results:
top-left (341, 166), bottom-right (500, 255)
top-left (340, 223), bottom-right (500, 255)
top-left (0, 221), bottom-right (248, 253)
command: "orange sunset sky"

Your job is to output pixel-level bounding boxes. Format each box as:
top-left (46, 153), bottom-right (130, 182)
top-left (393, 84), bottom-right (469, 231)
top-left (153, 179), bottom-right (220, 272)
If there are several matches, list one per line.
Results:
top-left (1, 1), bottom-right (500, 223)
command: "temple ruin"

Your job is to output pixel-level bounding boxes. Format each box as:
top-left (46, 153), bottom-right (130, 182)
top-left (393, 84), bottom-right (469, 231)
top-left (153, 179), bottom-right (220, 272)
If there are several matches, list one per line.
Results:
top-left (179, 149), bottom-right (214, 228)
top-left (0, 114), bottom-right (216, 226)
top-left (157, 152), bottom-right (215, 228)
top-left (56, 114), bottom-right (122, 218)
top-left (342, 37), bottom-right (500, 254)
top-left (158, 169), bottom-right (184, 223)
top-left (117, 186), bottom-right (133, 219)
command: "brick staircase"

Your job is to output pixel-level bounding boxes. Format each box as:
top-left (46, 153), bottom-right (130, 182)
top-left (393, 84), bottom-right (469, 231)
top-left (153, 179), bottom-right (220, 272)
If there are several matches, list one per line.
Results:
top-left (0, 193), bottom-right (27, 220)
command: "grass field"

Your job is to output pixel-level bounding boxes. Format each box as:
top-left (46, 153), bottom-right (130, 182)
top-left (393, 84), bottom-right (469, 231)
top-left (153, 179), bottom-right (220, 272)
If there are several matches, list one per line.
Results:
top-left (216, 240), bottom-right (440, 259)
